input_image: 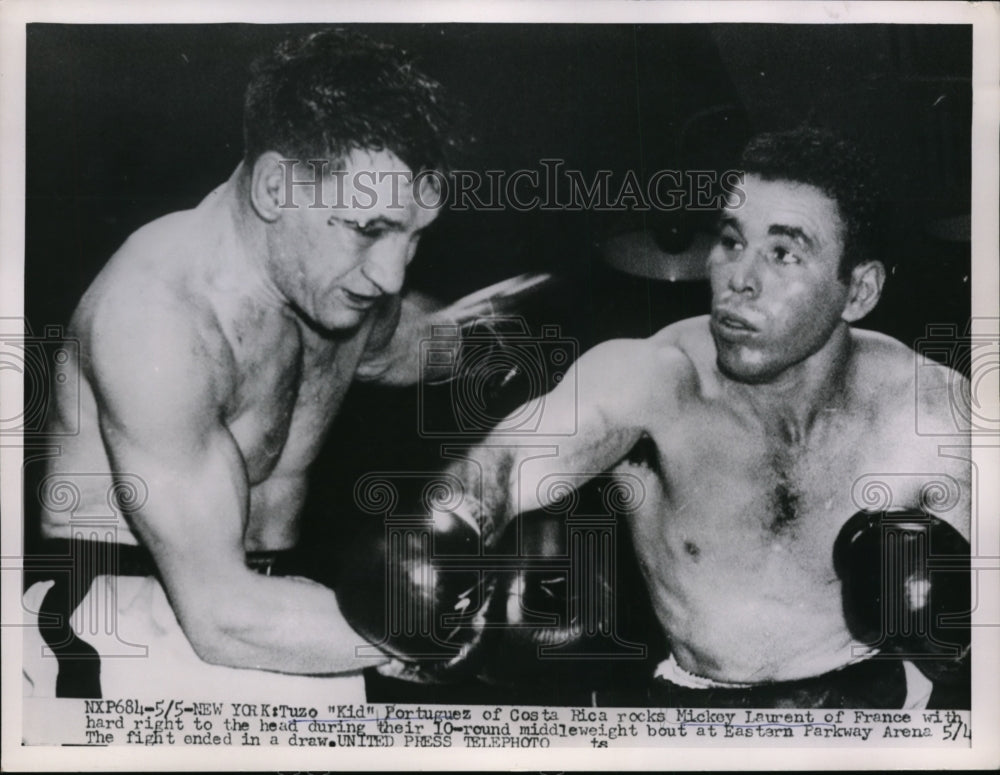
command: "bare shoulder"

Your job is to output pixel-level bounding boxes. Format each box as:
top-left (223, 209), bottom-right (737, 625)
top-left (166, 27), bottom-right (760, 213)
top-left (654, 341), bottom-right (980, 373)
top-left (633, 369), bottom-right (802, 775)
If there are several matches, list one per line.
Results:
top-left (851, 327), bottom-right (915, 371)
top-left (850, 328), bottom-right (969, 436)
top-left (75, 213), bottom-right (235, 427)
top-left (849, 328), bottom-right (916, 398)
top-left (74, 209), bottom-right (206, 322)
top-left (850, 328), bottom-right (971, 538)
top-left (570, 317), bottom-right (706, 421)
top-left (649, 314), bottom-right (718, 393)
top-left (581, 318), bottom-right (701, 378)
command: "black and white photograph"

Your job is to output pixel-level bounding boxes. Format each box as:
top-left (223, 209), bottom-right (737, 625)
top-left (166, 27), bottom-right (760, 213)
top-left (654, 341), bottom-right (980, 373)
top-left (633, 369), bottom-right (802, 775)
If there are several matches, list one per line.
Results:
top-left (2, 1), bottom-right (998, 771)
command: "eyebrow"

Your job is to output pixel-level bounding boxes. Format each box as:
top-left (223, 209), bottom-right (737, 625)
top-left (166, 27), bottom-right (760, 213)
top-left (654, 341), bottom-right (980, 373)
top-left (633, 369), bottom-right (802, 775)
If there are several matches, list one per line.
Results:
top-left (768, 224), bottom-right (816, 251)
top-left (718, 215), bottom-right (818, 252)
top-left (717, 214), bottom-right (742, 234)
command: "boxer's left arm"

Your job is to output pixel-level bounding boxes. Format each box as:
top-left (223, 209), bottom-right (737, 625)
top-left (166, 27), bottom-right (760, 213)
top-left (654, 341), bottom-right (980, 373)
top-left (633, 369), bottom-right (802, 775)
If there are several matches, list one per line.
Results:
top-left (911, 363), bottom-right (973, 541)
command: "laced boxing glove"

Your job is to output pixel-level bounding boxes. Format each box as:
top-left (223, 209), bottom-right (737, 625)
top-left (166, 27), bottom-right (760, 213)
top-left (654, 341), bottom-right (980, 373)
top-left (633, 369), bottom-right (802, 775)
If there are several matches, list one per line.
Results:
top-left (335, 276), bottom-right (558, 679)
top-left (833, 509), bottom-right (970, 683)
top-left (335, 479), bottom-right (494, 683)
top-left (476, 481), bottom-right (652, 690)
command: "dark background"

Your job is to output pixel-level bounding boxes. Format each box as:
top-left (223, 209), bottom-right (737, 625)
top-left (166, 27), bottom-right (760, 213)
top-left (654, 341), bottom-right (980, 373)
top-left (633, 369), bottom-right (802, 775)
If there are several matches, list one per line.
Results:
top-left (26, 23), bottom-right (971, 335)
top-left (24, 23), bottom-right (973, 704)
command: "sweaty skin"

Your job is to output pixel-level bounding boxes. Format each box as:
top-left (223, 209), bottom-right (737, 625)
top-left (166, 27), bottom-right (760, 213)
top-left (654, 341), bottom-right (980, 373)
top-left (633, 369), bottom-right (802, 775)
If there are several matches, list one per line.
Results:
top-left (456, 176), bottom-right (971, 684)
top-left (42, 149), bottom-right (442, 674)
top-left (618, 322), bottom-right (969, 682)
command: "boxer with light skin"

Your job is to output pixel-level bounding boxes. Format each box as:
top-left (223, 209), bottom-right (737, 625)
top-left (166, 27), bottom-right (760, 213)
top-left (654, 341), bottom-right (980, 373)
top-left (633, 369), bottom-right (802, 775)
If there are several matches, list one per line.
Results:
top-left (446, 129), bottom-right (971, 705)
top-left (27, 29), bottom-right (545, 696)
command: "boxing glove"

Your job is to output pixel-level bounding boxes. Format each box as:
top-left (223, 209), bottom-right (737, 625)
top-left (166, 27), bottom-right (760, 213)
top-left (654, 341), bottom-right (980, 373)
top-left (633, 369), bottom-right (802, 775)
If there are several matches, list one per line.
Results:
top-left (476, 497), bottom-right (651, 689)
top-left (336, 498), bottom-right (493, 682)
top-left (833, 509), bottom-right (970, 674)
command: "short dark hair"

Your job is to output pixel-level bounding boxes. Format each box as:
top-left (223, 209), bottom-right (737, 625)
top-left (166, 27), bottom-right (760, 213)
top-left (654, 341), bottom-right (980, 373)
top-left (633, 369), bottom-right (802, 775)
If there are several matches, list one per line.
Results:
top-left (243, 28), bottom-right (457, 174)
top-left (740, 127), bottom-right (883, 282)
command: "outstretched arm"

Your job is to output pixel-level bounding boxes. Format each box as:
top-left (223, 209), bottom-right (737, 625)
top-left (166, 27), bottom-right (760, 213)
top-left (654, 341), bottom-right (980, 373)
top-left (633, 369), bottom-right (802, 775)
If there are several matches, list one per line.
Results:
top-left (439, 337), bottom-right (679, 539)
top-left (85, 300), bottom-right (376, 674)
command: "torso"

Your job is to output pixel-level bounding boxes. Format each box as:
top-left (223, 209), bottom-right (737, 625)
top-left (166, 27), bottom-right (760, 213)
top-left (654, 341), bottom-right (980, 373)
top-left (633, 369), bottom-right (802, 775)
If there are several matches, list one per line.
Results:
top-left (41, 188), bottom-right (379, 551)
top-left (219, 308), bottom-right (370, 549)
top-left (615, 317), bottom-right (967, 682)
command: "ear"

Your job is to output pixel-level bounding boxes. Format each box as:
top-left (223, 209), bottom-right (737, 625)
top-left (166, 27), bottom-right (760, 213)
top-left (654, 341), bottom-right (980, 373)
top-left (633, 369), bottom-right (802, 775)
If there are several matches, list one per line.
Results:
top-left (842, 260), bottom-right (886, 323)
top-left (249, 151), bottom-right (288, 222)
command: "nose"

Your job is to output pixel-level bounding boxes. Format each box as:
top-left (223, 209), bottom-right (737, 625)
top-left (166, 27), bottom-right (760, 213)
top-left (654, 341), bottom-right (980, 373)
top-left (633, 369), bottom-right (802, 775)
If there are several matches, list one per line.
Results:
top-left (361, 239), bottom-right (408, 295)
top-left (726, 249), bottom-right (762, 298)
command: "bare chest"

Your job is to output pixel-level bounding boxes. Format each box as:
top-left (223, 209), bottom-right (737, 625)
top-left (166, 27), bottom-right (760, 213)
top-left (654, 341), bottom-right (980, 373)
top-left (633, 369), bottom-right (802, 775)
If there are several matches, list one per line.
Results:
top-left (626, 408), bottom-right (899, 579)
top-left (226, 326), bottom-right (369, 484)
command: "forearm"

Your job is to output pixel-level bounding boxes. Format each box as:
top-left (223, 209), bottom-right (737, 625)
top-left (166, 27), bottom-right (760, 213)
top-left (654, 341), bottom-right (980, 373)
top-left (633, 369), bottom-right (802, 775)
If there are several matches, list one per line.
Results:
top-left (181, 571), bottom-right (382, 674)
top-left (442, 440), bottom-right (575, 543)
top-left (443, 446), bottom-right (519, 542)
top-left (357, 291), bottom-right (443, 386)
top-left (360, 274), bottom-right (554, 386)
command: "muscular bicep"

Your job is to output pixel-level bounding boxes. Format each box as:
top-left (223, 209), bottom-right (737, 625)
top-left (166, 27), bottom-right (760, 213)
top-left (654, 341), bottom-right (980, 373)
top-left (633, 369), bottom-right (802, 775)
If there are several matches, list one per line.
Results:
top-left (866, 362), bottom-right (975, 543)
top-left (473, 339), bottom-right (667, 517)
top-left (96, 392), bottom-right (248, 571)
top-left (86, 312), bottom-right (249, 627)
top-left (910, 435), bottom-right (973, 543)
top-left (912, 367), bottom-right (973, 541)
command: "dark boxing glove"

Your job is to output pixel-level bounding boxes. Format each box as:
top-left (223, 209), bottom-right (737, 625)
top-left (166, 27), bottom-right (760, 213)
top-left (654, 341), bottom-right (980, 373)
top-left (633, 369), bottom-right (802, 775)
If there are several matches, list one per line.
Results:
top-left (476, 495), bottom-right (652, 690)
top-left (336, 495), bottom-right (493, 683)
top-left (833, 509), bottom-right (970, 679)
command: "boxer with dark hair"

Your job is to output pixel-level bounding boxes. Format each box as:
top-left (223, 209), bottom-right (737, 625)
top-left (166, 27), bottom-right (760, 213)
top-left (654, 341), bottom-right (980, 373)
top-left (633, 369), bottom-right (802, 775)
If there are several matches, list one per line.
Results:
top-left (412, 127), bottom-right (971, 708)
top-left (243, 28), bottom-right (456, 178)
top-left (738, 127), bottom-right (885, 281)
top-left (24, 28), bottom-right (544, 700)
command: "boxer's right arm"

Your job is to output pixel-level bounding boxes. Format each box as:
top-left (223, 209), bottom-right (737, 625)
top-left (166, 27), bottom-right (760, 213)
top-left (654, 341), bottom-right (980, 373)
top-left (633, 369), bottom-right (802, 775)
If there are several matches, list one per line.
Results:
top-left (85, 305), bottom-right (373, 674)
top-left (447, 337), bottom-right (683, 538)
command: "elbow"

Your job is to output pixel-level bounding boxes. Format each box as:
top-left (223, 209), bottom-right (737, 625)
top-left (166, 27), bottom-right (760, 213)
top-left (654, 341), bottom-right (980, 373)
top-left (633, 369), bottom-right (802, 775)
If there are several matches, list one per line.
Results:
top-left (177, 604), bottom-right (255, 668)
top-left (183, 617), bottom-right (233, 667)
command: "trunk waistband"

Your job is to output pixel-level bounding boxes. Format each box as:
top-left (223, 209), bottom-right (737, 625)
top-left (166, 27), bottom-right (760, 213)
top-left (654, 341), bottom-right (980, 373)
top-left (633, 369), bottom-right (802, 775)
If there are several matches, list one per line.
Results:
top-left (27, 538), bottom-right (301, 579)
top-left (28, 538), bottom-right (308, 699)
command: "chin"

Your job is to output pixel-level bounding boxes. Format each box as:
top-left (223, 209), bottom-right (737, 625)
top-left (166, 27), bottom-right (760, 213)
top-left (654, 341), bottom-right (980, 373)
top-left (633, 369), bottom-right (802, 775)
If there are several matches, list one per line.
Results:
top-left (326, 312), bottom-right (368, 332)
top-left (715, 347), bottom-right (781, 385)
top-left (717, 358), bottom-right (773, 385)
top-left (302, 305), bottom-right (367, 334)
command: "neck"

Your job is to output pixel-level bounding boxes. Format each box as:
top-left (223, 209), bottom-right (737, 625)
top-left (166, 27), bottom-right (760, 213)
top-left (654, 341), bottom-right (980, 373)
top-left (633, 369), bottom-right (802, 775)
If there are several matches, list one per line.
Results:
top-left (726, 325), bottom-right (854, 446)
top-left (210, 163), bottom-right (290, 315)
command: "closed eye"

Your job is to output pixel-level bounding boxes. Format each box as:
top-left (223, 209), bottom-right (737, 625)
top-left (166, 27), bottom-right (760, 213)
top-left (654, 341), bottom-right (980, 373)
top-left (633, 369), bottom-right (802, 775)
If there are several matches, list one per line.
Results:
top-left (328, 215), bottom-right (397, 239)
top-left (347, 220), bottom-right (387, 238)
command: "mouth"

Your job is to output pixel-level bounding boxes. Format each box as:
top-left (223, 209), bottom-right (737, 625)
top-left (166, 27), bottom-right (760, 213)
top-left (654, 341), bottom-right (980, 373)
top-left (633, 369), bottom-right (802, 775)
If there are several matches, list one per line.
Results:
top-left (712, 309), bottom-right (760, 338)
top-left (341, 289), bottom-right (381, 310)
